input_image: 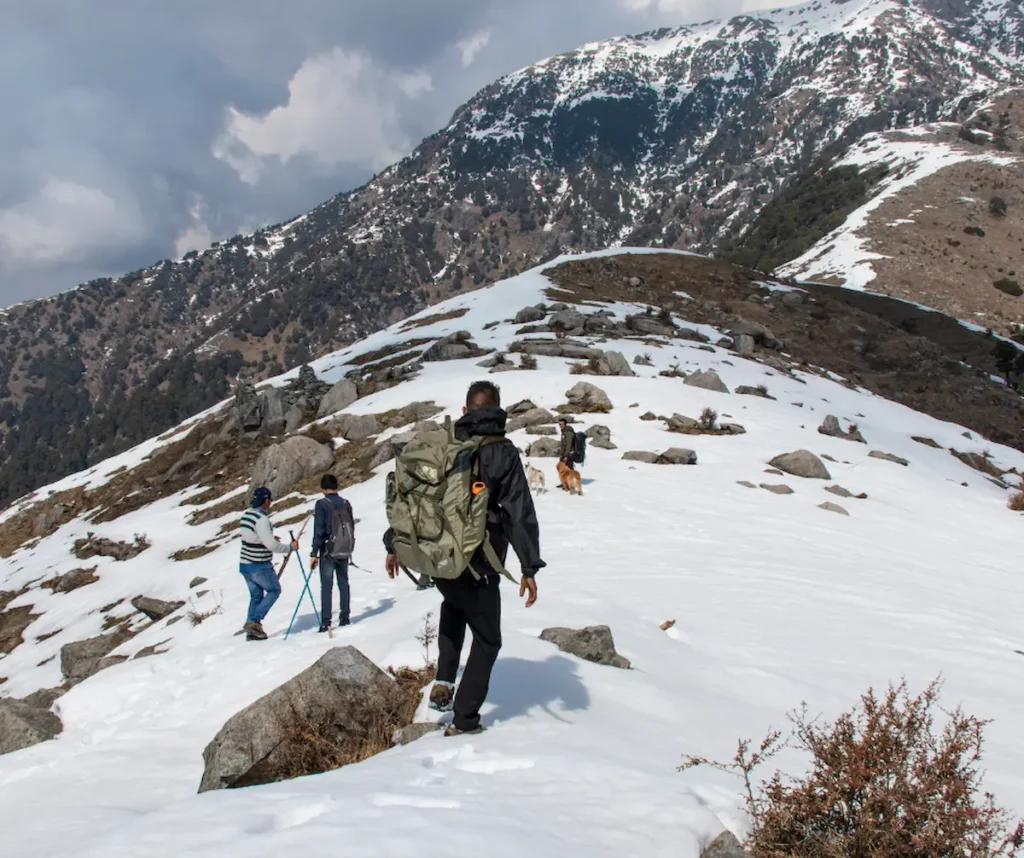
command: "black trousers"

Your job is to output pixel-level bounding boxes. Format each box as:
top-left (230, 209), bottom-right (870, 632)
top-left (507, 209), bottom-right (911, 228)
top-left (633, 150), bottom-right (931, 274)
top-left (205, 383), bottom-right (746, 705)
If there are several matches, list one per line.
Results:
top-left (318, 555), bottom-right (350, 623)
top-left (435, 574), bottom-right (501, 731)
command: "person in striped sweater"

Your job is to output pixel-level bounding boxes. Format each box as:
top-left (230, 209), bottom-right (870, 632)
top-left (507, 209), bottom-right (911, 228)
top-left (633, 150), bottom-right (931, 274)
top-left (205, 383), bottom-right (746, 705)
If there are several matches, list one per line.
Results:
top-left (238, 486), bottom-right (298, 640)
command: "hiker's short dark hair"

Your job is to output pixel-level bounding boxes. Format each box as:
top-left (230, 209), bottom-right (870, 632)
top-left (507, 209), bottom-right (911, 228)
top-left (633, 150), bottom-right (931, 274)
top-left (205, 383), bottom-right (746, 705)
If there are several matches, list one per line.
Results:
top-left (320, 473), bottom-right (339, 490)
top-left (466, 380), bottom-right (500, 409)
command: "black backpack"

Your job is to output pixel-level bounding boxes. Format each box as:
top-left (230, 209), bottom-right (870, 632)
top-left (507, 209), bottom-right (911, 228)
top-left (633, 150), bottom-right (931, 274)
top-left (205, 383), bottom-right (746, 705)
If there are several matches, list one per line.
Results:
top-left (327, 497), bottom-right (356, 560)
top-left (572, 432), bottom-right (587, 466)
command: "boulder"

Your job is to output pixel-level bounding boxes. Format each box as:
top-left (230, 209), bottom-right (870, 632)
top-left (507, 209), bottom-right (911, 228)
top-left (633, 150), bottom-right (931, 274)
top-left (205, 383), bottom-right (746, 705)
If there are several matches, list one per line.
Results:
top-left (676, 327), bottom-right (710, 344)
top-left (514, 306), bottom-right (546, 324)
top-left (700, 830), bottom-right (747, 858)
top-left (639, 411), bottom-right (658, 421)
top-left (258, 387), bottom-right (287, 436)
top-left (250, 436), bottom-right (334, 497)
top-left (734, 334), bottom-right (756, 356)
top-left (42, 567), bottom-right (99, 594)
top-left (658, 448), bottom-right (698, 465)
top-left (633, 354), bottom-right (654, 367)
top-left (1, 604), bottom-right (38, 655)
top-left (627, 316), bottom-right (674, 337)
top-left (951, 449), bottom-right (1004, 478)
top-left (131, 596), bottom-right (185, 622)
top-left (819, 502), bottom-right (850, 516)
top-left (20, 687), bottom-right (65, 710)
top-left (585, 425), bottom-right (616, 450)
top-left (869, 450), bottom-right (909, 467)
top-left (549, 309), bottom-right (587, 330)
top-left (598, 351), bottom-right (635, 377)
top-left (317, 379), bottom-right (359, 419)
top-left (736, 481), bottom-right (757, 489)
top-left (507, 399), bottom-right (538, 415)
top-left (284, 404), bottom-right (306, 434)
top-left (477, 353), bottom-right (512, 369)
top-left (818, 415), bottom-right (866, 443)
top-left (540, 626), bottom-right (630, 669)
top-left (780, 290), bottom-right (805, 307)
top-left (0, 699), bottom-right (63, 755)
top-left (287, 364), bottom-right (329, 408)
top-left (526, 437), bottom-right (561, 458)
top-left (769, 450), bottom-right (831, 480)
top-left (281, 436), bottom-right (334, 474)
top-left (234, 372), bottom-right (262, 431)
top-left (526, 426), bottom-right (557, 436)
top-left (683, 369), bottom-right (730, 394)
top-left (189, 577), bottom-right (208, 589)
top-left (198, 647), bottom-right (402, 792)
top-left (721, 423), bottom-right (746, 435)
top-left (735, 385), bottom-right (774, 399)
top-left (61, 632), bottom-right (131, 686)
top-left (422, 340), bottom-right (472, 362)
top-left (666, 413), bottom-right (700, 433)
top-left (392, 401), bottom-right (444, 427)
top-left (825, 485), bottom-right (853, 498)
top-left (565, 382), bottom-right (611, 410)
top-left (761, 483), bottom-right (795, 495)
top-left (510, 339), bottom-right (603, 360)
top-left (393, 722), bottom-right (443, 746)
top-left (336, 413), bottom-right (381, 441)
top-left (729, 320), bottom-right (782, 350)
top-left (622, 451), bottom-right (661, 464)
top-left (507, 408), bottom-right (557, 433)
top-left (912, 436), bottom-right (942, 449)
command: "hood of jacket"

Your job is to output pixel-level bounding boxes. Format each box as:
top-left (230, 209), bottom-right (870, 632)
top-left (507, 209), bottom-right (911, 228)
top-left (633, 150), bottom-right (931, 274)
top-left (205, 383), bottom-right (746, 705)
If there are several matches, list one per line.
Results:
top-left (455, 405), bottom-right (507, 440)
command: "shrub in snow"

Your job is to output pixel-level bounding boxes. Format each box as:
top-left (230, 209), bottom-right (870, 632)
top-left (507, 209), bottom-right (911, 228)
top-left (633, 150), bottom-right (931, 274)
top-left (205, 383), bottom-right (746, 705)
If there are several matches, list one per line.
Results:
top-left (990, 196), bottom-right (1008, 217)
top-left (681, 679), bottom-right (1024, 858)
top-left (699, 407), bottom-right (718, 431)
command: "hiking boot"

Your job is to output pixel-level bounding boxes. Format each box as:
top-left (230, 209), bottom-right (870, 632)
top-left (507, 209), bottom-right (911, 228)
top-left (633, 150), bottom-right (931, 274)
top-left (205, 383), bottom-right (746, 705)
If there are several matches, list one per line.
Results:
top-left (243, 621), bottom-right (267, 640)
top-left (245, 632), bottom-right (265, 642)
top-left (429, 681), bottom-right (454, 712)
top-left (444, 723), bottom-right (485, 737)
top-left (318, 622), bottom-right (331, 634)
top-left (338, 616), bottom-right (350, 627)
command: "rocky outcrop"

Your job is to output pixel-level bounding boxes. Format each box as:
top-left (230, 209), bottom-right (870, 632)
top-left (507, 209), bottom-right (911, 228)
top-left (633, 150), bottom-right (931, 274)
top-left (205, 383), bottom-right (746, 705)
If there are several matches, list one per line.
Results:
top-left (951, 449), bottom-right (1004, 479)
top-left (422, 331), bottom-right (484, 362)
top-left (130, 596), bottom-right (185, 622)
top-left (585, 425), bottom-right (616, 450)
top-left (565, 382), bottom-right (611, 411)
top-left (769, 450), bottom-right (831, 480)
top-left (258, 387), bottom-right (286, 436)
top-left (700, 831), bottom-right (747, 858)
top-left (683, 369), bottom-right (730, 394)
top-left (317, 379), bottom-right (359, 419)
top-left (334, 413), bottom-right (381, 441)
top-left (73, 534), bottom-right (150, 562)
top-left (540, 626), bottom-right (630, 669)
top-left (61, 632), bottom-right (132, 686)
top-left (0, 603), bottom-right (38, 655)
top-left (250, 436), bottom-right (334, 497)
top-left (234, 371), bottom-right (262, 431)
top-left (507, 408), bottom-right (557, 433)
top-left (514, 305), bottom-right (546, 324)
top-left (41, 567), bottom-right (99, 594)
top-left (0, 699), bottom-right (63, 755)
top-left (198, 647), bottom-right (403, 792)
top-left (626, 315), bottom-right (674, 337)
top-left (869, 450), bottom-right (909, 467)
top-left (818, 415), bottom-right (866, 443)
top-left (728, 320), bottom-right (782, 351)
top-left (510, 339), bottom-right (603, 360)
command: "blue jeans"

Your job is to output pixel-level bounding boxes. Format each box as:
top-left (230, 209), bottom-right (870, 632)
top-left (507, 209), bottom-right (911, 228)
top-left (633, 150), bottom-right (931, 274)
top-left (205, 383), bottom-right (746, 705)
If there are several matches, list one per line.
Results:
top-left (319, 556), bottom-right (350, 623)
top-left (239, 562), bottom-right (281, 623)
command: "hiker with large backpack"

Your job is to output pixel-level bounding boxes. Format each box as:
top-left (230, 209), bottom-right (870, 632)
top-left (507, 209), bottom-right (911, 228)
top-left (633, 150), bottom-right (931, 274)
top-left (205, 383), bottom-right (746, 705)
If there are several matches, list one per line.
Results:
top-left (238, 486), bottom-right (299, 640)
top-left (383, 380), bottom-right (545, 736)
top-left (310, 474), bottom-right (356, 632)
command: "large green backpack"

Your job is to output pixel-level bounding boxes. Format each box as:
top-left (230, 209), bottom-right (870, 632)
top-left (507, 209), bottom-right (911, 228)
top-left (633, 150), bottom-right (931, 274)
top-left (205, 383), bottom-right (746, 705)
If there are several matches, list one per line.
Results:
top-left (385, 418), bottom-right (515, 582)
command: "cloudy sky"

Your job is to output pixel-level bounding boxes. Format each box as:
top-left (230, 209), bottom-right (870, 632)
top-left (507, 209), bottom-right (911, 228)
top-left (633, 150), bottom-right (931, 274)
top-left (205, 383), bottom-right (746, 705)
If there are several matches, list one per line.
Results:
top-left (0, 0), bottom-right (798, 305)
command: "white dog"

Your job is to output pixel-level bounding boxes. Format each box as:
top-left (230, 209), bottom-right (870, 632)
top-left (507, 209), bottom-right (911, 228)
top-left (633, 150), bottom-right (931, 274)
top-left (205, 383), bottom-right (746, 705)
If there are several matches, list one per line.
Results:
top-left (525, 462), bottom-right (547, 493)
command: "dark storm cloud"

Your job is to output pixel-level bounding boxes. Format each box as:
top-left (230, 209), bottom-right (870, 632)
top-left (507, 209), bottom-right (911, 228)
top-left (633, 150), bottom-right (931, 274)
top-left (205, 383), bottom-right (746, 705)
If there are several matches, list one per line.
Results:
top-left (0, 0), bottom-right (789, 303)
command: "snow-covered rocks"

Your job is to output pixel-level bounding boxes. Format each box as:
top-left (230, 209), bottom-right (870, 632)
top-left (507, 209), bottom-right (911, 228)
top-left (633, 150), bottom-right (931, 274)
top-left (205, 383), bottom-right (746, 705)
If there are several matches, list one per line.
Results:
top-left (60, 632), bottom-right (132, 687)
top-left (585, 425), bottom-right (616, 450)
top-left (565, 382), bottom-right (611, 410)
top-left (0, 699), bottom-right (63, 755)
top-left (198, 647), bottom-right (403, 793)
top-left (540, 625), bottom-right (630, 669)
top-left (623, 448), bottom-right (698, 465)
top-left (818, 415), bottom-right (866, 443)
top-left (769, 450), bottom-right (831, 480)
top-left (684, 369), bottom-right (730, 394)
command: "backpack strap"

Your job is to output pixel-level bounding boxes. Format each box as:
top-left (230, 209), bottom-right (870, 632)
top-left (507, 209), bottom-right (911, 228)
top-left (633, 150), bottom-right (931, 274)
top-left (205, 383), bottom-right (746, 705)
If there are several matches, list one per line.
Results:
top-left (470, 434), bottom-right (518, 585)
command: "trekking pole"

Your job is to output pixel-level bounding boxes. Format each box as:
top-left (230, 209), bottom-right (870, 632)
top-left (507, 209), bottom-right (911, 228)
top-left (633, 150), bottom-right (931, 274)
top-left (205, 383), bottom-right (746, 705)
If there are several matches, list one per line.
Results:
top-left (276, 517), bottom-right (311, 582)
top-left (284, 552), bottom-right (321, 640)
top-left (401, 565), bottom-right (434, 590)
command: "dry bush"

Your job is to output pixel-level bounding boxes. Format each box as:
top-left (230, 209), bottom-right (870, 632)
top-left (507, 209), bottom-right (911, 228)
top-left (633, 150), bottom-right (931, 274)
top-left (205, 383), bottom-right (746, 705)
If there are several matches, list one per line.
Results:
top-left (585, 402), bottom-right (611, 414)
top-left (569, 362), bottom-right (588, 375)
top-left (700, 407), bottom-right (719, 430)
top-left (74, 532), bottom-right (150, 561)
top-left (681, 679), bottom-right (1023, 858)
top-left (659, 362), bottom-right (687, 378)
top-left (520, 353), bottom-right (538, 370)
top-left (1008, 489), bottom-right (1024, 512)
top-left (187, 592), bottom-right (224, 627)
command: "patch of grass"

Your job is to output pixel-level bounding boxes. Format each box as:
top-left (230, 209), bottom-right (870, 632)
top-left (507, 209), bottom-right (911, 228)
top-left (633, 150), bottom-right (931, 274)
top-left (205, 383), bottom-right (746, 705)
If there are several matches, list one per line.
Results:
top-left (73, 533), bottom-right (150, 562)
top-left (41, 567), bottom-right (99, 593)
top-left (190, 494), bottom-right (248, 527)
top-left (171, 543), bottom-right (220, 562)
top-left (348, 338), bottom-right (434, 367)
top-left (36, 629), bottom-right (62, 642)
top-left (585, 402), bottom-right (612, 414)
top-left (399, 308), bottom-right (469, 331)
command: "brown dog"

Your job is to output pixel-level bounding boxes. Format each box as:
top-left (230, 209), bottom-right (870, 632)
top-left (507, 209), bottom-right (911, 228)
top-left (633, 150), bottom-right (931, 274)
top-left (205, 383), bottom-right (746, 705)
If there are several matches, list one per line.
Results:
top-left (556, 460), bottom-right (583, 496)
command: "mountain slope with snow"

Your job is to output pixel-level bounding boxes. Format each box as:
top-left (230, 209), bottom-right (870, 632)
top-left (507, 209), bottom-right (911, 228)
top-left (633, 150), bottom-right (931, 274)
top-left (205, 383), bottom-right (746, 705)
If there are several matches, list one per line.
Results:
top-left (5, 0), bottom-right (1024, 503)
top-left (2, 250), bottom-right (1022, 857)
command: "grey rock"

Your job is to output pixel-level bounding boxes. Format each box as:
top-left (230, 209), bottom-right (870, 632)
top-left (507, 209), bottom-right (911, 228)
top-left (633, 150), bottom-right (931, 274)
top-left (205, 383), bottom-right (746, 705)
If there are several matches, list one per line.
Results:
top-left (825, 484), bottom-right (854, 498)
top-left (627, 277), bottom-right (641, 288)
top-left (721, 423), bottom-right (747, 435)
top-left (514, 306), bottom-right (546, 324)
top-left (134, 641), bottom-right (171, 660)
top-left (131, 596), bottom-right (184, 622)
top-left (683, 369), bottom-right (730, 394)
top-left (422, 341), bottom-right (472, 362)
top-left (666, 413), bottom-right (700, 433)
top-left (19, 687), bottom-right (65, 710)
top-left (600, 351), bottom-right (635, 377)
top-left (658, 448), bottom-right (698, 465)
top-left (507, 408), bottom-right (557, 433)
top-left (511, 339), bottom-right (603, 360)
top-left (735, 385), bottom-right (773, 399)
top-left (507, 399), bottom-right (537, 415)
top-left (317, 379), bottom-right (359, 419)
top-left (526, 437), bottom-right (561, 458)
top-left (393, 722), bottom-right (443, 746)
top-left (676, 327), bottom-right (710, 344)
top-left (284, 404), bottom-right (306, 434)
top-left (336, 413), bottom-right (380, 441)
top-left (550, 309), bottom-right (587, 330)
top-left (760, 483), bottom-right (795, 495)
top-left (869, 450), bottom-right (909, 467)
top-left (819, 502), bottom-right (850, 516)
top-left (639, 411), bottom-right (658, 421)
top-left (234, 372), bottom-right (262, 431)
top-left (622, 451), bottom-right (661, 463)
top-left (259, 387), bottom-right (287, 436)
top-left (549, 302), bottom-right (568, 311)
top-left (477, 353), bottom-right (511, 368)
top-left (565, 382), bottom-right (611, 410)
top-left (392, 401), bottom-right (444, 427)
top-left (540, 626), bottom-right (630, 669)
top-left (734, 334), bottom-right (756, 356)
top-left (769, 450), bottom-right (831, 480)
top-left (0, 699), bottom-right (63, 755)
top-left (912, 436), bottom-right (942, 449)
top-left (780, 290), bottom-right (805, 307)
top-left (189, 577), bottom-right (208, 589)
top-left (729, 320), bottom-right (782, 350)
top-left (61, 632), bottom-right (130, 686)
top-left (818, 415), bottom-right (866, 443)
top-left (585, 425), bottom-right (616, 450)
top-left (627, 315), bottom-right (674, 337)
top-left (526, 426), bottom-right (557, 436)
top-left (736, 481), bottom-right (757, 489)
top-left (951, 449), bottom-right (1004, 478)
top-left (250, 436), bottom-right (334, 497)
top-left (700, 830), bottom-right (747, 858)
top-left (198, 647), bottom-right (402, 792)
top-left (633, 354), bottom-right (654, 367)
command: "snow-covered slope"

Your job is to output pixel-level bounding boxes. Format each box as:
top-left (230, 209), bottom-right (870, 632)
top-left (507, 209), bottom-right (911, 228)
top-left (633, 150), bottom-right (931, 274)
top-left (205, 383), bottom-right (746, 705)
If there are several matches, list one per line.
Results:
top-left (2, 251), bottom-right (1023, 857)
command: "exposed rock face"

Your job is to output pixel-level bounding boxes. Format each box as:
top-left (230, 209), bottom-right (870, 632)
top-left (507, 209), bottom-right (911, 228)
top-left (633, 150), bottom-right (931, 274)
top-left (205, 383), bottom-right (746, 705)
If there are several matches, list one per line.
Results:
top-left (769, 450), bottom-right (831, 480)
top-left (250, 436), bottom-right (334, 497)
top-left (0, 603), bottom-right (38, 655)
top-left (540, 626), bottom-right (631, 669)
top-left (131, 596), bottom-right (185, 622)
top-left (565, 382), bottom-right (612, 410)
top-left (234, 371), bottom-right (262, 431)
top-left (683, 369), bottom-right (730, 393)
top-left (198, 647), bottom-right (403, 792)
top-left (511, 339), bottom-right (603, 360)
top-left (61, 632), bottom-right (132, 686)
top-left (317, 379), bottom-right (359, 419)
top-left (258, 387), bottom-right (286, 436)
top-left (0, 699), bottom-right (63, 755)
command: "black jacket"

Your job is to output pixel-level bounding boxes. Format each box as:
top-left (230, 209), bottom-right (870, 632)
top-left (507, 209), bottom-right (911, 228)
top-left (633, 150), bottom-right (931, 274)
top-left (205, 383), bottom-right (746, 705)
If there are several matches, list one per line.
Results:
top-left (383, 406), bottom-right (545, 579)
top-left (311, 493), bottom-right (346, 558)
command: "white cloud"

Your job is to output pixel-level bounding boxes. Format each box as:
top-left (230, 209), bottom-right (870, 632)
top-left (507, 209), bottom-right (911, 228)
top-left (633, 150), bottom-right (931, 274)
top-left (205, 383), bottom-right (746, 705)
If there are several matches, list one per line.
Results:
top-left (213, 47), bottom-right (432, 185)
top-left (174, 197), bottom-right (213, 258)
top-left (0, 180), bottom-right (143, 269)
top-left (619, 0), bottom-right (795, 12)
top-left (456, 30), bottom-right (491, 68)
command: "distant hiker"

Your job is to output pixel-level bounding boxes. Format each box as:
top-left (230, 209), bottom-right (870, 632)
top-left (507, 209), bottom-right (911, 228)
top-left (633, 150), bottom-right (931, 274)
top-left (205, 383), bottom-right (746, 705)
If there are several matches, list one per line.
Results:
top-left (239, 486), bottom-right (298, 640)
top-left (383, 380), bottom-right (544, 736)
top-left (310, 473), bottom-right (355, 631)
top-left (558, 418), bottom-right (576, 470)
